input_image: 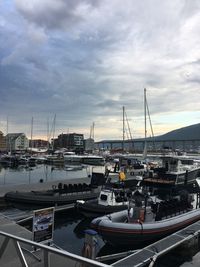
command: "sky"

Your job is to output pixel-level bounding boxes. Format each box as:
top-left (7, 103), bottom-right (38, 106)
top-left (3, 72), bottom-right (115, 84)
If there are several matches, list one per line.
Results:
top-left (0, 0), bottom-right (199, 142)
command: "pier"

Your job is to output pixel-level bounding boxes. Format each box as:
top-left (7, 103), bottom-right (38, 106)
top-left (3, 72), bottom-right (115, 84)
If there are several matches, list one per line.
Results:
top-left (99, 220), bottom-right (200, 266)
top-left (0, 217), bottom-right (109, 267)
top-left (1, 215), bottom-right (200, 266)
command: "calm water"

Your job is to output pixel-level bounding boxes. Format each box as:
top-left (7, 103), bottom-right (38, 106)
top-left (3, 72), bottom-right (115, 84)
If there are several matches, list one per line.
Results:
top-left (1, 163), bottom-right (200, 266)
top-left (0, 163), bottom-right (102, 186)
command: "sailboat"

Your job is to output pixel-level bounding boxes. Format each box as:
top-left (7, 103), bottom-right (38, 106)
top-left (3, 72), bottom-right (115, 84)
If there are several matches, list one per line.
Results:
top-left (142, 89), bottom-right (200, 187)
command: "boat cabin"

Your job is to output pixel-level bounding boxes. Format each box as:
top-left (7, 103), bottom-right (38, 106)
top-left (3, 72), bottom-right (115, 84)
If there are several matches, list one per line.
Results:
top-left (161, 156), bottom-right (195, 173)
top-left (98, 187), bottom-right (132, 206)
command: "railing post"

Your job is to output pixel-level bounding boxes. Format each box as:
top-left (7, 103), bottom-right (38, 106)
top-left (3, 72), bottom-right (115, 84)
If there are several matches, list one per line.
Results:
top-left (13, 240), bottom-right (28, 267)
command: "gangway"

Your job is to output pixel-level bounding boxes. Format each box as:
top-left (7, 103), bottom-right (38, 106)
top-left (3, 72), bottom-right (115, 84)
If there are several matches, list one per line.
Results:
top-left (112, 220), bottom-right (200, 267)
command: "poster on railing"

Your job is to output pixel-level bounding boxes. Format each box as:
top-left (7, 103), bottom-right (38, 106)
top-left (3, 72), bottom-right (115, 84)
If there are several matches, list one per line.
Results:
top-left (32, 207), bottom-right (55, 244)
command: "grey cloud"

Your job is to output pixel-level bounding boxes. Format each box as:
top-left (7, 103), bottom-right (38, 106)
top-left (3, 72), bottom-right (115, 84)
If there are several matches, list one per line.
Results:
top-left (0, 1), bottom-right (200, 140)
top-left (15, 0), bottom-right (100, 30)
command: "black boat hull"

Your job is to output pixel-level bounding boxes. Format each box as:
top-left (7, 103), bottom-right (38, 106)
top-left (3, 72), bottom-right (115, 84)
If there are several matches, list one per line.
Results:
top-left (76, 200), bottom-right (128, 218)
top-left (5, 189), bottom-right (100, 206)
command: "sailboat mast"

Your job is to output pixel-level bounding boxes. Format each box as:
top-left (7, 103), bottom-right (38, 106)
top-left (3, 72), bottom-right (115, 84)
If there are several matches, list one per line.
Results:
top-left (122, 106), bottom-right (125, 153)
top-left (30, 117), bottom-right (33, 153)
top-left (52, 114), bottom-right (56, 151)
top-left (47, 117), bottom-right (49, 150)
top-left (144, 88), bottom-right (147, 141)
top-left (143, 88), bottom-right (147, 159)
top-left (6, 116), bottom-right (8, 152)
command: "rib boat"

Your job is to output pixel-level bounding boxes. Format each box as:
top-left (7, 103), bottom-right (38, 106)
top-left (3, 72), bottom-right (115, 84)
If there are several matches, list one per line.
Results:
top-left (4, 172), bottom-right (106, 207)
top-left (76, 184), bottom-right (134, 218)
top-left (91, 188), bottom-right (200, 247)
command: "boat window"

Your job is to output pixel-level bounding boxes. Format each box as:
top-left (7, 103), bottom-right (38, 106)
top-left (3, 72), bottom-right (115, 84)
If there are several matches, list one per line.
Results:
top-left (100, 194), bottom-right (107, 201)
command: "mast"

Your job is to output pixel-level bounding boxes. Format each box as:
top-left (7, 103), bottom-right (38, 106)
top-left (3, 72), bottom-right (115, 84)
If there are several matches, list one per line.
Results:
top-left (92, 122), bottom-right (95, 141)
top-left (124, 109), bottom-right (134, 152)
top-left (89, 122), bottom-right (95, 153)
top-left (30, 117), bottom-right (33, 153)
top-left (47, 117), bottom-right (50, 150)
top-left (6, 116), bottom-right (8, 152)
top-left (122, 106), bottom-right (125, 153)
top-left (143, 88), bottom-right (147, 159)
top-left (6, 116), bottom-right (11, 154)
top-left (144, 88), bottom-right (147, 141)
top-left (52, 114), bottom-right (56, 151)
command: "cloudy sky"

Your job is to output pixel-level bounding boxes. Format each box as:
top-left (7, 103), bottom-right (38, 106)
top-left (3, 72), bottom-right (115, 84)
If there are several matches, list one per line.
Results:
top-left (0, 0), bottom-right (199, 141)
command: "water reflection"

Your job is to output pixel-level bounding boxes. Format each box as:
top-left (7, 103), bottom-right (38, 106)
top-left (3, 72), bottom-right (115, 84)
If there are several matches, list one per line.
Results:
top-left (0, 163), bottom-right (92, 185)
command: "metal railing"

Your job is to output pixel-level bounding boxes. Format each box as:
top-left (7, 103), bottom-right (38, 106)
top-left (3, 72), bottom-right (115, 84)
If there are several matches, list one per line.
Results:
top-left (0, 231), bottom-right (110, 267)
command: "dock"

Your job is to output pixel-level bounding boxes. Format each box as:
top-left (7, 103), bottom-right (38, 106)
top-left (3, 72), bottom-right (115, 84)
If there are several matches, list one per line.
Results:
top-left (1, 213), bottom-right (200, 266)
top-left (112, 220), bottom-right (200, 267)
top-left (1, 203), bottom-right (75, 224)
top-left (0, 215), bottom-right (109, 267)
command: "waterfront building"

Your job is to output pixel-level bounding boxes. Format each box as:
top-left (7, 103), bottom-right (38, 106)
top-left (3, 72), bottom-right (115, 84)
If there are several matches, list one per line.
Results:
top-left (54, 133), bottom-right (84, 153)
top-left (0, 131), bottom-right (6, 152)
top-left (29, 139), bottom-right (49, 149)
top-left (6, 133), bottom-right (29, 152)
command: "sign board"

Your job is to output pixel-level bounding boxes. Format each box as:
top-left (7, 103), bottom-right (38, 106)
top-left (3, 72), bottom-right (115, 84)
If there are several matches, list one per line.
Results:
top-left (32, 207), bottom-right (55, 244)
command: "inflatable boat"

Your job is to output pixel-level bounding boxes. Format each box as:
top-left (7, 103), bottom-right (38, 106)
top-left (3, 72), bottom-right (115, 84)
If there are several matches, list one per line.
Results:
top-left (91, 190), bottom-right (200, 247)
top-left (76, 184), bottom-right (134, 217)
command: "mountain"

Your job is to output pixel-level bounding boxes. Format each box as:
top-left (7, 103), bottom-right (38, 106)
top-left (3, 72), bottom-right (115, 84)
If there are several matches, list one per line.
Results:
top-left (155, 123), bottom-right (200, 141)
top-left (97, 123), bottom-right (200, 143)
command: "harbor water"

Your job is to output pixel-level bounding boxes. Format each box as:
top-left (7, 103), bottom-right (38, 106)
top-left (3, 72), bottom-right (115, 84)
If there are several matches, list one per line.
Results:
top-left (1, 163), bottom-right (200, 266)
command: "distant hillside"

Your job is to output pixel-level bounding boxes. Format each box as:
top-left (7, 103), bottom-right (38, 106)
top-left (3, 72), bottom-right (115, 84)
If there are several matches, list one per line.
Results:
top-left (98, 123), bottom-right (200, 143)
top-left (155, 123), bottom-right (200, 141)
